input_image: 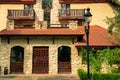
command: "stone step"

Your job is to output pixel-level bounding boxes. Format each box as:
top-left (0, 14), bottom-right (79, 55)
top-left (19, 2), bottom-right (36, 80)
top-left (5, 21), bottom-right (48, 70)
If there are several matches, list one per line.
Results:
top-left (0, 74), bottom-right (80, 80)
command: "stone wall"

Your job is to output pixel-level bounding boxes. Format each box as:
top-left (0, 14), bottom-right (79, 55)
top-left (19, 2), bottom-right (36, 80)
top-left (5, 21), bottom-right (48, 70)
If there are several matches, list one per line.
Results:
top-left (49, 45), bottom-right (58, 74)
top-left (0, 36), bottom-right (82, 75)
top-left (34, 0), bottom-right (61, 26)
top-left (34, 0), bottom-right (61, 25)
top-left (69, 20), bottom-right (78, 30)
top-left (34, 0), bottom-right (44, 21)
top-left (50, 0), bottom-right (61, 24)
top-left (7, 20), bottom-right (14, 30)
top-left (0, 44), bottom-right (10, 74)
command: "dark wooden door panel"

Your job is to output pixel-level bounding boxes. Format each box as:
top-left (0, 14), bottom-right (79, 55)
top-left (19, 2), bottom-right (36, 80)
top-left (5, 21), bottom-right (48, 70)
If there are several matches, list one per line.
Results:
top-left (10, 62), bottom-right (23, 74)
top-left (58, 62), bottom-right (71, 73)
top-left (32, 47), bottom-right (49, 74)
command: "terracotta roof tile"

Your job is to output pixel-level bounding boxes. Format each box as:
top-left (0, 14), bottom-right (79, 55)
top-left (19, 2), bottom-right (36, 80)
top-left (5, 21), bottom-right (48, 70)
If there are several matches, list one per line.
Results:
top-left (0, 25), bottom-right (117, 46)
top-left (74, 25), bottom-right (116, 46)
top-left (0, 27), bottom-right (84, 36)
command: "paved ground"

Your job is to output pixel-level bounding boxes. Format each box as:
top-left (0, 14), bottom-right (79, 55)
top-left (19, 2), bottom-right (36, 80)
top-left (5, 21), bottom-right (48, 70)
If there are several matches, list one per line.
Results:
top-left (0, 74), bottom-right (80, 80)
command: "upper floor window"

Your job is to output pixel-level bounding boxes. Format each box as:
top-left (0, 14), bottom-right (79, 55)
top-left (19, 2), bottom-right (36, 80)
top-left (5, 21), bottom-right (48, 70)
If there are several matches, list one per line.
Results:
top-left (24, 4), bottom-right (33, 10)
top-left (42, 0), bottom-right (52, 9)
top-left (61, 4), bottom-right (70, 10)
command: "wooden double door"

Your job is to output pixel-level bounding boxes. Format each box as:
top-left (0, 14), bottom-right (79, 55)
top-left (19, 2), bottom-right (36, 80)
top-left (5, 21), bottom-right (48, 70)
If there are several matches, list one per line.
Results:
top-left (32, 47), bottom-right (49, 74)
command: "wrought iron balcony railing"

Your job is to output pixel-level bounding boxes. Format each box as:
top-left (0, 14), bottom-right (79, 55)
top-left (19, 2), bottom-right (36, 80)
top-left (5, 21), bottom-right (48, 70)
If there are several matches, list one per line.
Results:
top-left (7, 9), bottom-right (35, 20)
top-left (59, 9), bottom-right (85, 20)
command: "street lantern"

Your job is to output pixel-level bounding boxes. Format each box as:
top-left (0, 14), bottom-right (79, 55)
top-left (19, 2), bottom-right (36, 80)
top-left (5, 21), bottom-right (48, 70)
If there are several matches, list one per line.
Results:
top-left (84, 8), bottom-right (92, 80)
top-left (84, 8), bottom-right (92, 23)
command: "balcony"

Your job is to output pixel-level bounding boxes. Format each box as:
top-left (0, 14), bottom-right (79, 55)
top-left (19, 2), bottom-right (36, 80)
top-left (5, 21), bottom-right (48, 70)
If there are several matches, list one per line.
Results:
top-left (59, 0), bottom-right (109, 3)
top-left (58, 9), bottom-right (85, 20)
top-left (0, 0), bottom-right (36, 4)
top-left (7, 9), bottom-right (35, 20)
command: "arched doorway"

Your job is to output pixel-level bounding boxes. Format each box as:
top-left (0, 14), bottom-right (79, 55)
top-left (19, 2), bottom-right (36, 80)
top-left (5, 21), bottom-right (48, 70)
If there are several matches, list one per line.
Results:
top-left (10, 46), bottom-right (24, 74)
top-left (58, 46), bottom-right (71, 73)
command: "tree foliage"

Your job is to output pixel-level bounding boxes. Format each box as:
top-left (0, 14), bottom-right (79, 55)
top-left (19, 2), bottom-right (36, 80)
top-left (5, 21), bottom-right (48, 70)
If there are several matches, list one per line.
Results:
top-left (111, 0), bottom-right (117, 2)
top-left (105, 4), bottom-right (120, 44)
top-left (81, 48), bottom-right (120, 73)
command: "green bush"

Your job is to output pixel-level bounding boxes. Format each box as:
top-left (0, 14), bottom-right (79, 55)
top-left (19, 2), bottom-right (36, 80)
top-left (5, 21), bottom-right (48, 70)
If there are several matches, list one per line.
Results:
top-left (77, 69), bottom-right (92, 80)
top-left (78, 69), bottom-right (120, 80)
top-left (93, 73), bottom-right (120, 80)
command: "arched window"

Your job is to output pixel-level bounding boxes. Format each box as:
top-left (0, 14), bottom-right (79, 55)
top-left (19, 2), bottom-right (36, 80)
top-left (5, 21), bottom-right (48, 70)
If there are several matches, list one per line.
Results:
top-left (58, 46), bottom-right (71, 73)
top-left (10, 46), bottom-right (24, 74)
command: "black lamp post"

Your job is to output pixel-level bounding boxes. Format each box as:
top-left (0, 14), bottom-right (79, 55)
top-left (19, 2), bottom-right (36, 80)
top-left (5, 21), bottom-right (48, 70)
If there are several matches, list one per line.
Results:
top-left (84, 8), bottom-right (92, 80)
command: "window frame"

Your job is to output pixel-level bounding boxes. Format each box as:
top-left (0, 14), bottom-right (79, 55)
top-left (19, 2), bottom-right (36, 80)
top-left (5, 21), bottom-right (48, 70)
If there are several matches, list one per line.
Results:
top-left (24, 4), bottom-right (33, 10)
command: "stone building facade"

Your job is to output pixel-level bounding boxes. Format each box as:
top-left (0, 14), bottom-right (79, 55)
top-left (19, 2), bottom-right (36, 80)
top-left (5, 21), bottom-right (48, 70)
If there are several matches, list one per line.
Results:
top-left (0, 36), bottom-right (81, 74)
top-left (0, 0), bottom-right (115, 75)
